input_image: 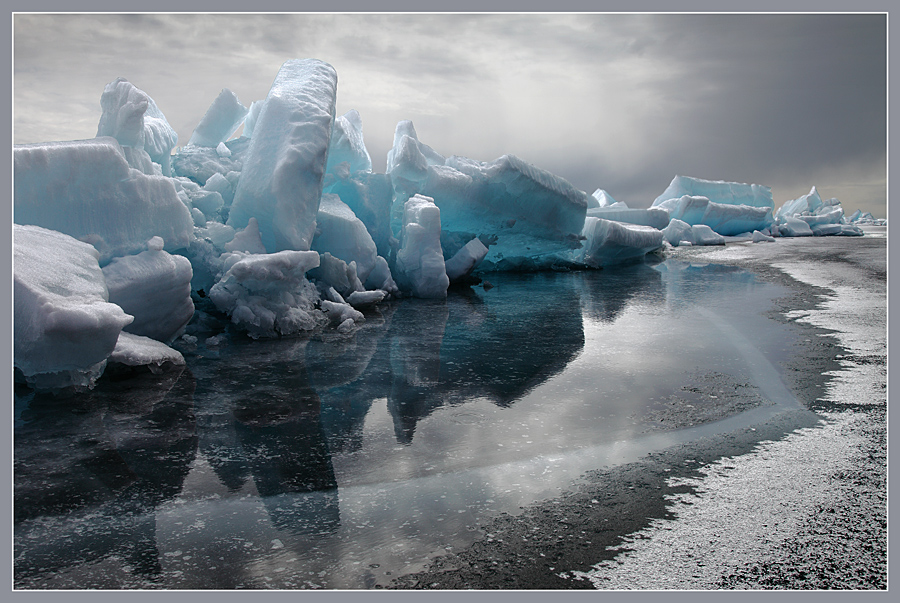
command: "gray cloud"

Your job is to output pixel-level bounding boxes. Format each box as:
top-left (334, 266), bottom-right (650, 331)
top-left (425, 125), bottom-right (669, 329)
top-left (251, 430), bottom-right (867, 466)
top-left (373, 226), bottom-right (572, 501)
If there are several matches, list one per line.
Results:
top-left (13, 12), bottom-right (886, 217)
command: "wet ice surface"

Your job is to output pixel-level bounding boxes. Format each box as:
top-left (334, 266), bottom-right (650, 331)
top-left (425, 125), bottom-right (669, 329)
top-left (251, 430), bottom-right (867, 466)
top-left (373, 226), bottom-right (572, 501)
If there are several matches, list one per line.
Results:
top-left (15, 257), bottom-right (809, 589)
top-left (566, 232), bottom-right (886, 589)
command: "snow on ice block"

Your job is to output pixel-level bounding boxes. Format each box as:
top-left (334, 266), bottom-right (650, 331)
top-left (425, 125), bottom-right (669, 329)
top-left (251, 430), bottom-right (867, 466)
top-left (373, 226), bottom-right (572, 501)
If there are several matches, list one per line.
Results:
top-left (653, 175), bottom-right (775, 210)
top-left (586, 206), bottom-right (670, 230)
top-left (96, 78), bottom-right (178, 175)
top-left (108, 331), bottom-right (185, 370)
top-left (573, 217), bottom-right (664, 268)
top-left (101, 237), bottom-right (194, 344)
top-left (325, 109), bottom-right (372, 175)
top-left (208, 250), bottom-right (326, 338)
top-left (14, 137), bottom-right (194, 265)
top-left (312, 194), bottom-right (379, 283)
top-left (14, 224), bottom-right (133, 391)
top-left (227, 59), bottom-right (338, 253)
top-left (395, 195), bottom-right (449, 299)
top-left (188, 88), bottom-right (248, 147)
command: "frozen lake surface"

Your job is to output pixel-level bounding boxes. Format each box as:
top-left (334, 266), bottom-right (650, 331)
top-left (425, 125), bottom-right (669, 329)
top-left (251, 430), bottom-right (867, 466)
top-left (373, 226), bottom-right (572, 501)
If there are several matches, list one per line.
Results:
top-left (14, 256), bottom-right (810, 589)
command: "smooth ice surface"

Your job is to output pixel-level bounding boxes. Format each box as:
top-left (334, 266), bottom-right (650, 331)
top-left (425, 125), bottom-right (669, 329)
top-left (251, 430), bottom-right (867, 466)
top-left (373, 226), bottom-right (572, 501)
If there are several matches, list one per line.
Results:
top-left (312, 194), bottom-right (379, 284)
top-left (590, 188), bottom-right (622, 208)
top-left (326, 171), bottom-right (395, 258)
top-left (14, 137), bottom-right (194, 264)
top-left (325, 109), bottom-right (372, 175)
top-left (227, 59), bottom-right (338, 253)
top-left (96, 78), bottom-right (178, 175)
top-left (777, 216), bottom-right (814, 237)
top-left (395, 194), bottom-right (449, 298)
top-left (208, 250), bottom-right (326, 338)
top-left (101, 239), bottom-right (194, 344)
top-left (574, 217), bottom-right (664, 268)
top-left (14, 225), bottom-right (133, 389)
top-left (188, 88), bottom-right (248, 148)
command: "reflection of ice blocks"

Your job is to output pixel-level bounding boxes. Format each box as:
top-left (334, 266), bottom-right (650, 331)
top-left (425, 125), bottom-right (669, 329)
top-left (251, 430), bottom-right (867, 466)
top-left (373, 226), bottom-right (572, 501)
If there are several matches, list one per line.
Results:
top-left (395, 195), bottom-right (449, 299)
top-left (228, 59), bottom-right (338, 253)
top-left (14, 137), bottom-right (194, 265)
top-left (14, 225), bottom-right (133, 390)
top-left (102, 238), bottom-right (194, 344)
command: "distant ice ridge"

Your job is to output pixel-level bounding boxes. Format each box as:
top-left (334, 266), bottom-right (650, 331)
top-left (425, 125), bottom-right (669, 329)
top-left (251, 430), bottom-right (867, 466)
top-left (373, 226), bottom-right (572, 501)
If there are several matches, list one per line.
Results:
top-left (13, 56), bottom-right (877, 391)
top-left (774, 186), bottom-right (864, 236)
top-left (652, 176), bottom-right (775, 236)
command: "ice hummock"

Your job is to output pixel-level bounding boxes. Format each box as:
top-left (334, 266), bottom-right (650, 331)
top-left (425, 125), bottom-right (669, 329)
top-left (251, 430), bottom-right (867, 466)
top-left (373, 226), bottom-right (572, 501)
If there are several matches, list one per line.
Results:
top-left (14, 137), bottom-right (194, 265)
top-left (208, 250), bottom-right (327, 338)
top-left (227, 59), bottom-right (338, 253)
top-left (14, 225), bottom-right (133, 391)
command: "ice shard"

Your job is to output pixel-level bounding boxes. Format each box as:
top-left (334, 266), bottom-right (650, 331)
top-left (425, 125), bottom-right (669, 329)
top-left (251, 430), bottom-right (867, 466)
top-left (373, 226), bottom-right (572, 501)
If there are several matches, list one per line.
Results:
top-left (188, 88), bottom-right (248, 147)
top-left (227, 59), bottom-right (338, 253)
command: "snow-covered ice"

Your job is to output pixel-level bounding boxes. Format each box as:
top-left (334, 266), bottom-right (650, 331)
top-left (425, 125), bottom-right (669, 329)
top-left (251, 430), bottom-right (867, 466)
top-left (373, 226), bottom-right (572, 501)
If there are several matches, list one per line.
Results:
top-left (14, 225), bottom-right (133, 391)
top-left (394, 194), bottom-right (450, 299)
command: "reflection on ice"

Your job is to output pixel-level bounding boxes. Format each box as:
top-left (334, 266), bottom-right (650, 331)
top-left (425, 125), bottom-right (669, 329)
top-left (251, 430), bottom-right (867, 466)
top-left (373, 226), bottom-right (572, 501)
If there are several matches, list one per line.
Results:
top-left (15, 259), bottom-right (804, 589)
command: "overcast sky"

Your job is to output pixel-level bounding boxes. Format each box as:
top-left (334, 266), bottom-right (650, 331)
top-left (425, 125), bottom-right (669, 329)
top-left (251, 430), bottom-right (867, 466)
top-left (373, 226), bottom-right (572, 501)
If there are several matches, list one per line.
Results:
top-left (13, 12), bottom-right (887, 217)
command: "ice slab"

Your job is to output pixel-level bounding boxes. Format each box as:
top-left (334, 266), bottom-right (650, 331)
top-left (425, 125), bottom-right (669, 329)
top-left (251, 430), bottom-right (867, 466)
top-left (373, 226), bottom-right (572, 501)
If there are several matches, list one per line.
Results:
top-left (14, 137), bottom-right (194, 265)
top-left (444, 237), bottom-right (489, 282)
top-left (586, 206), bottom-right (670, 230)
top-left (325, 109), bottom-right (372, 175)
top-left (395, 194), bottom-right (449, 298)
top-left (690, 224), bottom-right (726, 246)
top-left (590, 189), bottom-right (623, 208)
top-left (101, 237), bottom-right (194, 344)
top-left (573, 217), bottom-right (664, 268)
top-left (14, 224), bottom-right (133, 391)
top-left (188, 88), bottom-right (248, 148)
top-left (227, 59), bottom-right (338, 253)
top-left (655, 193), bottom-right (772, 237)
top-left (777, 216), bottom-right (814, 237)
top-left (327, 171), bottom-right (395, 258)
top-left (312, 194), bottom-right (379, 284)
top-left (108, 331), bottom-right (185, 369)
